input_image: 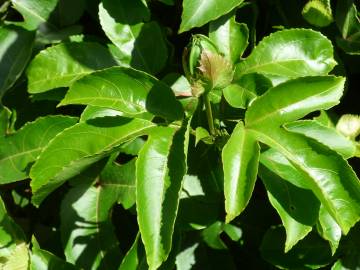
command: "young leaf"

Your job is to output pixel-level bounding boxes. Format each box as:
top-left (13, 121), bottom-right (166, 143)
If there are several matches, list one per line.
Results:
top-left (60, 183), bottom-right (122, 270)
top-left (99, 0), bottom-right (168, 74)
top-left (234, 29), bottom-right (336, 82)
top-left (259, 165), bottom-right (320, 252)
top-left (119, 234), bottom-right (147, 270)
top-left (250, 127), bottom-right (360, 234)
top-left (179, 0), bottom-right (245, 33)
top-left (284, 120), bottom-right (357, 159)
top-left (30, 116), bottom-right (155, 206)
top-left (209, 12), bottom-right (249, 63)
top-left (0, 116), bottom-right (77, 184)
top-left (245, 76), bottom-right (345, 128)
top-left (80, 106), bottom-right (123, 122)
top-left (26, 42), bottom-right (117, 93)
top-left (302, 0), bottom-right (333, 27)
top-left (59, 67), bottom-right (184, 121)
top-left (0, 25), bottom-right (34, 97)
top-left (136, 126), bottom-right (188, 270)
top-left (222, 122), bottom-right (260, 223)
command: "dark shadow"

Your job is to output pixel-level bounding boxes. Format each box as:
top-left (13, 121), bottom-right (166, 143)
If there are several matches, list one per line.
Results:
top-left (86, 116), bottom-right (132, 127)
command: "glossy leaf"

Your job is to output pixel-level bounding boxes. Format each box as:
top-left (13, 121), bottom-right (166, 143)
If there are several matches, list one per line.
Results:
top-left (209, 12), bottom-right (249, 63)
top-left (0, 25), bottom-right (34, 97)
top-left (0, 116), bottom-right (77, 184)
top-left (250, 127), bottom-right (360, 234)
top-left (60, 67), bottom-right (184, 121)
top-left (284, 120), bottom-right (357, 159)
top-left (27, 42), bottom-right (117, 93)
top-left (137, 126), bottom-right (188, 269)
top-left (179, 0), bottom-right (244, 33)
top-left (11, 0), bottom-right (58, 29)
top-left (235, 29), bottom-right (336, 81)
top-left (30, 116), bottom-right (155, 206)
top-left (259, 165), bottom-right (320, 252)
top-left (80, 106), bottom-right (123, 122)
top-left (245, 76), bottom-right (345, 128)
top-left (99, 0), bottom-right (168, 74)
top-left (60, 183), bottom-right (122, 270)
top-left (222, 122), bottom-right (260, 222)
top-left (317, 205), bottom-right (342, 255)
top-left (30, 238), bottom-right (77, 270)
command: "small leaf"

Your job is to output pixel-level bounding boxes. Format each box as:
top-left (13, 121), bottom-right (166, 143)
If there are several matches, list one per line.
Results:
top-left (119, 233), bottom-right (147, 270)
top-left (30, 117), bottom-right (155, 206)
top-left (136, 125), bottom-right (188, 269)
top-left (0, 25), bottom-right (34, 97)
top-left (209, 12), bottom-right (249, 63)
top-left (302, 0), bottom-right (333, 27)
top-left (179, 0), bottom-right (245, 33)
top-left (26, 42), bottom-right (117, 93)
top-left (222, 122), bottom-right (260, 223)
top-left (61, 183), bottom-right (122, 270)
top-left (195, 127), bottom-right (212, 145)
top-left (60, 67), bottom-right (184, 121)
top-left (235, 29), bottom-right (336, 82)
top-left (0, 116), bottom-right (77, 184)
top-left (336, 114), bottom-right (360, 139)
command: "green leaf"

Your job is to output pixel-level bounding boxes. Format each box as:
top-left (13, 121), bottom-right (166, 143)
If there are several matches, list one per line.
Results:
top-left (223, 73), bottom-right (272, 109)
top-left (51, 0), bottom-right (86, 27)
top-left (119, 233), bottom-right (147, 270)
top-left (302, 0), bottom-right (333, 27)
top-left (99, 0), bottom-right (168, 74)
top-left (1, 243), bottom-right (30, 270)
top-left (30, 238), bottom-right (77, 270)
top-left (0, 105), bottom-right (11, 136)
top-left (209, 12), bottom-right (249, 63)
top-left (99, 158), bottom-right (136, 209)
top-left (80, 106), bottom-right (123, 122)
top-left (245, 76), bottom-right (345, 128)
top-left (26, 42), bottom-right (117, 93)
top-left (11, 0), bottom-right (58, 30)
top-left (317, 205), bottom-right (341, 255)
top-left (250, 127), bottom-right (360, 234)
top-left (136, 126), bottom-right (188, 270)
top-left (30, 116), bottom-right (155, 206)
top-left (179, 0), bottom-right (245, 33)
top-left (260, 227), bottom-right (333, 269)
top-left (284, 120), bottom-right (357, 159)
top-left (222, 122), bottom-right (260, 222)
top-left (60, 183), bottom-right (122, 270)
top-left (0, 25), bottom-right (34, 97)
top-left (259, 165), bottom-right (320, 252)
top-left (201, 221), bottom-right (241, 249)
top-left (59, 67), bottom-right (184, 121)
top-left (0, 116), bottom-right (77, 184)
top-left (234, 29), bottom-right (336, 82)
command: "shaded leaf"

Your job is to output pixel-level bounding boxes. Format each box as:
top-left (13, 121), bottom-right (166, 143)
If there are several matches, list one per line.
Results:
top-left (302, 0), bottom-right (333, 27)
top-left (61, 183), bottom-right (122, 270)
top-left (0, 25), bottom-right (34, 97)
top-left (259, 165), bottom-right (319, 252)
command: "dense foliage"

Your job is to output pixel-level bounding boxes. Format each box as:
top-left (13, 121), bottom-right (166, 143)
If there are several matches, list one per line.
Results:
top-left (1, 0), bottom-right (360, 269)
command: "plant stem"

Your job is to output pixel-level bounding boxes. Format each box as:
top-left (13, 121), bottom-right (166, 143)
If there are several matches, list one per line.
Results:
top-left (204, 94), bottom-right (216, 136)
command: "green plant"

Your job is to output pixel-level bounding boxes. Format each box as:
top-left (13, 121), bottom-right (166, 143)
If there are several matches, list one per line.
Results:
top-left (1, 0), bottom-right (360, 269)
